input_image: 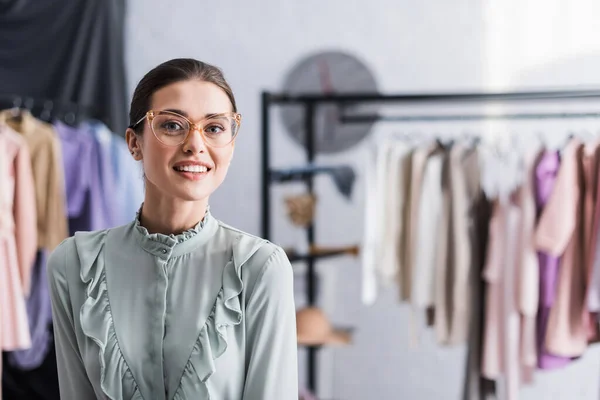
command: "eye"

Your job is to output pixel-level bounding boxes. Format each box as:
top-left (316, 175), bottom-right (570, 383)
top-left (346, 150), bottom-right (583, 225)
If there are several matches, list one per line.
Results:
top-left (204, 124), bottom-right (225, 135)
top-left (161, 120), bottom-right (186, 133)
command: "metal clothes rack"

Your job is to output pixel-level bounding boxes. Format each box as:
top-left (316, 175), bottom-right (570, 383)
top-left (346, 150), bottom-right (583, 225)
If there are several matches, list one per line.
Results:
top-left (260, 87), bottom-right (600, 395)
top-left (0, 93), bottom-right (98, 125)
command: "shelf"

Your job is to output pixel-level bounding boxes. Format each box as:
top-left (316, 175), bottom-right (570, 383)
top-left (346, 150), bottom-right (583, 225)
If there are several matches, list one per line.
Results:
top-left (284, 245), bottom-right (359, 264)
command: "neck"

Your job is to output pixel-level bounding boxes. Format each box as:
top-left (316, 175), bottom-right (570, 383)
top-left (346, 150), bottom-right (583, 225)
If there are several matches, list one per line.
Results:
top-left (139, 192), bottom-right (208, 236)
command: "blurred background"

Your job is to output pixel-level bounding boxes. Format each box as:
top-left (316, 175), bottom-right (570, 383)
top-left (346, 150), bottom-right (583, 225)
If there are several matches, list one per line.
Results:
top-left (3, 0), bottom-right (600, 399)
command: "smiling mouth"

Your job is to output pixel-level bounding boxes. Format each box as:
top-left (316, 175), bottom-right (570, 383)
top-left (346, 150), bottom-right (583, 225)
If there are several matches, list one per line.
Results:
top-left (173, 165), bottom-right (211, 173)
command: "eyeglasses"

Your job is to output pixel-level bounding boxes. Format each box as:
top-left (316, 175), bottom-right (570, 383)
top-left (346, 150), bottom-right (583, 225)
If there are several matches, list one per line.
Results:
top-left (130, 110), bottom-right (242, 147)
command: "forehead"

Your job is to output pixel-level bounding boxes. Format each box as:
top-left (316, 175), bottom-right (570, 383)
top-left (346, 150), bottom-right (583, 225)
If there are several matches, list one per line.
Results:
top-left (151, 80), bottom-right (232, 119)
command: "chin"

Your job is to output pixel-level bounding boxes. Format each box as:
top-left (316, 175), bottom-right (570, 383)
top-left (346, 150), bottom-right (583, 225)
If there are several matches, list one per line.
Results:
top-left (171, 186), bottom-right (213, 202)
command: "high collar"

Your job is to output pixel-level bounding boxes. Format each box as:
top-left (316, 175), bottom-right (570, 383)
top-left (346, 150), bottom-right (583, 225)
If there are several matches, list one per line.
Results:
top-left (132, 205), bottom-right (218, 258)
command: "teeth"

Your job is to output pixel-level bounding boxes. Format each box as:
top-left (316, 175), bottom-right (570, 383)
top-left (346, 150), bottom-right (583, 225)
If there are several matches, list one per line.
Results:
top-left (175, 165), bottom-right (208, 173)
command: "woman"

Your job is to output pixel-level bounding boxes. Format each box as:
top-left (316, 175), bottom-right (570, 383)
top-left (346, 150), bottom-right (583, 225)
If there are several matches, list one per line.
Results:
top-left (47, 58), bottom-right (298, 399)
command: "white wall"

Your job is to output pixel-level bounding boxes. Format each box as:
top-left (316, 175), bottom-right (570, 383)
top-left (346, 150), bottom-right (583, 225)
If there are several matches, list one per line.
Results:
top-left (125, 1), bottom-right (600, 399)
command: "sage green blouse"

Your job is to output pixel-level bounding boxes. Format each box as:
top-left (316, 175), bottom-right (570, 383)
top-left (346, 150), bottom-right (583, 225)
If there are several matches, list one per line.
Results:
top-left (47, 209), bottom-right (298, 400)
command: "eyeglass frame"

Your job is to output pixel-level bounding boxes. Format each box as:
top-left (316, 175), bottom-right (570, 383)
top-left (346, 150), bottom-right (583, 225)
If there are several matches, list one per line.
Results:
top-left (129, 110), bottom-right (242, 148)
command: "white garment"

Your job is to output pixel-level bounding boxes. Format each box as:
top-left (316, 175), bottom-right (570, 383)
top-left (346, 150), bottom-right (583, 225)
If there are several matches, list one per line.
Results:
top-left (361, 141), bottom-right (392, 305)
top-left (378, 144), bottom-right (410, 285)
top-left (411, 153), bottom-right (443, 311)
top-left (362, 139), bottom-right (409, 305)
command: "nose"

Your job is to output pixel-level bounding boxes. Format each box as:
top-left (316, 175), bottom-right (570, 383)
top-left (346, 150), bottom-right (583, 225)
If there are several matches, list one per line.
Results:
top-left (181, 126), bottom-right (207, 154)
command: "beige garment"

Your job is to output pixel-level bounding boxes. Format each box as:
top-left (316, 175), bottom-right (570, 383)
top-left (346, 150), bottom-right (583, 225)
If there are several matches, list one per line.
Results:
top-left (536, 139), bottom-right (587, 357)
top-left (433, 145), bottom-right (478, 345)
top-left (434, 149), bottom-right (453, 342)
top-left (447, 146), bottom-right (479, 345)
top-left (515, 149), bottom-right (543, 383)
top-left (401, 141), bottom-right (438, 301)
top-left (0, 110), bottom-right (68, 251)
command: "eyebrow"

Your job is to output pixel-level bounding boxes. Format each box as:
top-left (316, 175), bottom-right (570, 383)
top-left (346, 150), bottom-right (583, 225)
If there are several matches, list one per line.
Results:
top-left (162, 109), bottom-right (224, 119)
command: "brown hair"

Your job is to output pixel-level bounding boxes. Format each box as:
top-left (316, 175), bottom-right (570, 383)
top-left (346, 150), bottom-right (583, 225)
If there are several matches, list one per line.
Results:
top-left (129, 58), bottom-right (237, 133)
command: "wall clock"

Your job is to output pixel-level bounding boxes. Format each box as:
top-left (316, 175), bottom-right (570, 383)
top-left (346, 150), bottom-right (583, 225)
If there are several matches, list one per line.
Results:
top-left (279, 50), bottom-right (379, 154)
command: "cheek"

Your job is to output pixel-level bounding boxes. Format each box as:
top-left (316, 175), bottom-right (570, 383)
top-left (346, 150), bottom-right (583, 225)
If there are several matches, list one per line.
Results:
top-left (142, 141), bottom-right (173, 180)
top-left (212, 149), bottom-right (233, 172)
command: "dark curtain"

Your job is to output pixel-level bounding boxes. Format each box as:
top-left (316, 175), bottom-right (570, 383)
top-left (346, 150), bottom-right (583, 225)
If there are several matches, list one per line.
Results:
top-left (1, 1), bottom-right (126, 398)
top-left (0, 0), bottom-right (128, 135)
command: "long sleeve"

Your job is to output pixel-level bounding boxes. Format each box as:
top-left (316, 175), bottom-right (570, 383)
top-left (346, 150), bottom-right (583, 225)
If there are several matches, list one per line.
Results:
top-left (45, 133), bottom-right (69, 250)
top-left (243, 247), bottom-right (298, 399)
top-left (47, 240), bottom-right (97, 399)
top-left (13, 141), bottom-right (37, 296)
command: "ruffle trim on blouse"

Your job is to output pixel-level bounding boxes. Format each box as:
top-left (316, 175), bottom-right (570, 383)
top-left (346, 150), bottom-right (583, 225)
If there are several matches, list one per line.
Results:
top-left (133, 205), bottom-right (208, 246)
top-left (75, 230), bottom-right (142, 400)
top-left (173, 234), bottom-right (267, 400)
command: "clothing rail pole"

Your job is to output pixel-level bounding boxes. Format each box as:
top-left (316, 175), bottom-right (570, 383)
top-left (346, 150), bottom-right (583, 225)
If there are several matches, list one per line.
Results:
top-left (260, 92), bottom-right (271, 239)
top-left (265, 88), bottom-right (600, 105)
top-left (339, 111), bottom-right (600, 123)
top-left (304, 102), bottom-right (319, 393)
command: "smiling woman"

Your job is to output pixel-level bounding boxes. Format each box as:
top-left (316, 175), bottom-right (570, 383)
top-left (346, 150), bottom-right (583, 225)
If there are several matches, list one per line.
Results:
top-left (46, 58), bottom-right (299, 400)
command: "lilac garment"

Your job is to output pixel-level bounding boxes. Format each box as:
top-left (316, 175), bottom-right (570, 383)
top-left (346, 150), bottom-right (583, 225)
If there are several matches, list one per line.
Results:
top-left (534, 150), bottom-right (575, 369)
top-left (7, 250), bottom-right (53, 370)
top-left (86, 121), bottom-right (120, 227)
top-left (54, 121), bottom-right (112, 233)
top-left (109, 128), bottom-right (144, 225)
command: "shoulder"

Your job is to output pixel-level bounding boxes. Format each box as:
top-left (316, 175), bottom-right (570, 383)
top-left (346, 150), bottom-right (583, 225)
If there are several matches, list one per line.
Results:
top-left (217, 220), bottom-right (286, 269)
top-left (47, 228), bottom-right (114, 283)
top-left (215, 220), bottom-right (293, 296)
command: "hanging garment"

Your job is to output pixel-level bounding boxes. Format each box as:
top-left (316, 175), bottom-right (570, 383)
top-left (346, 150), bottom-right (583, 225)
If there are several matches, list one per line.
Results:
top-left (378, 143), bottom-right (411, 288)
top-left (0, 110), bottom-right (68, 253)
top-left (434, 143), bottom-right (478, 345)
top-left (53, 121), bottom-right (112, 233)
top-left (587, 144), bottom-right (600, 315)
top-left (433, 148), bottom-right (453, 341)
top-left (461, 183), bottom-right (495, 400)
top-left (536, 140), bottom-right (587, 358)
top-left (580, 141), bottom-right (600, 342)
top-left (362, 139), bottom-right (410, 305)
top-left (109, 130), bottom-right (144, 225)
top-left (85, 120), bottom-right (120, 227)
top-left (402, 140), bottom-right (439, 302)
top-left (533, 150), bottom-right (574, 369)
top-left (410, 151), bottom-right (443, 341)
top-left (447, 145), bottom-right (480, 345)
top-left (361, 140), bottom-right (391, 305)
top-left (6, 250), bottom-right (52, 371)
top-left (481, 197), bottom-right (521, 400)
top-left (514, 148), bottom-right (543, 382)
top-left (0, 124), bottom-right (37, 396)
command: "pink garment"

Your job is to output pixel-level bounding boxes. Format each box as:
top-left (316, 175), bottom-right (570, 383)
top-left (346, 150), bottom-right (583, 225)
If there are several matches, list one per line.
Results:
top-left (536, 140), bottom-right (587, 358)
top-left (0, 124), bottom-right (36, 391)
top-left (515, 149), bottom-right (542, 383)
top-left (481, 198), bottom-right (521, 400)
top-left (533, 150), bottom-right (574, 369)
top-left (581, 142), bottom-right (600, 342)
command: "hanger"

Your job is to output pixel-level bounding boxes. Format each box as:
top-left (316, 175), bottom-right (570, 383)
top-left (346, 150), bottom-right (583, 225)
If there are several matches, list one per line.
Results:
top-left (10, 96), bottom-right (22, 118)
top-left (40, 100), bottom-right (53, 122)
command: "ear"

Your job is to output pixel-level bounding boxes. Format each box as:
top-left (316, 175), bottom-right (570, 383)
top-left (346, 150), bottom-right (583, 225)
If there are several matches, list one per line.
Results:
top-left (126, 128), bottom-right (143, 161)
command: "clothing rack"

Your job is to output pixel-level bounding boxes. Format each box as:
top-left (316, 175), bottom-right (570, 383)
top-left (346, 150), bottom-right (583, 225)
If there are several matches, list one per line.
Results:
top-left (260, 87), bottom-right (600, 395)
top-left (0, 94), bottom-right (98, 125)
